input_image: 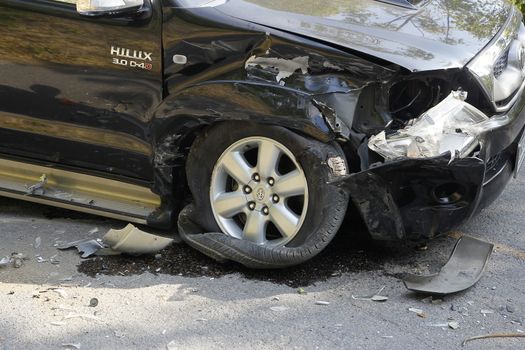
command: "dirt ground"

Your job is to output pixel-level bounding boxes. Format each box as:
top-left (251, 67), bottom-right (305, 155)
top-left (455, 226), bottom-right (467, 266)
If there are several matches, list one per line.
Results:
top-left (1, 170), bottom-right (524, 349)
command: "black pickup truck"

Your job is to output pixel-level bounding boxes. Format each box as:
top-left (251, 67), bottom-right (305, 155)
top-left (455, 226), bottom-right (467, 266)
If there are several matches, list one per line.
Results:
top-left (1, 0), bottom-right (525, 267)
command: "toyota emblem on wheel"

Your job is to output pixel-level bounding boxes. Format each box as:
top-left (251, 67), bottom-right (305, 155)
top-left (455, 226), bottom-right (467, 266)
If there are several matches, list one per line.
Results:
top-left (255, 188), bottom-right (266, 202)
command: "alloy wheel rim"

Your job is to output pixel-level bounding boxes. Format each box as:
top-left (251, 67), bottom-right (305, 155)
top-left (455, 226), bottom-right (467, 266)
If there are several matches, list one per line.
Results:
top-left (210, 137), bottom-right (309, 247)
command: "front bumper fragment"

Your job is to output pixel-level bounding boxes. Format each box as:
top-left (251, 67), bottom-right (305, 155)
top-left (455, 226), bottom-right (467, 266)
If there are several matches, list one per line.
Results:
top-left (337, 84), bottom-right (525, 241)
top-left (335, 155), bottom-right (485, 240)
top-left (403, 235), bottom-right (494, 295)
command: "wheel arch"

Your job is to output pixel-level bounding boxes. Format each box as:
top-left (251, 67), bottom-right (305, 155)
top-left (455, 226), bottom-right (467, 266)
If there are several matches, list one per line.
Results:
top-left (147, 81), bottom-right (338, 229)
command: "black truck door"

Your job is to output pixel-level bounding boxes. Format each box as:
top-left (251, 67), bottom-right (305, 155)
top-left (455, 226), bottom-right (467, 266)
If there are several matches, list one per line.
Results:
top-left (0, 0), bottom-right (163, 181)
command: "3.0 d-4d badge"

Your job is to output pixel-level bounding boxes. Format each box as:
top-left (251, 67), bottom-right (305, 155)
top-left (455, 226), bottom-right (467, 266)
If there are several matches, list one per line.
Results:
top-left (110, 46), bottom-right (153, 70)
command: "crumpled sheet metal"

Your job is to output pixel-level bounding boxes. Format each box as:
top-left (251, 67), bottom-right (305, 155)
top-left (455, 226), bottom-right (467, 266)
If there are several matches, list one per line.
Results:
top-left (245, 55), bottom-right (309, 83)
top-left (58, 224), bottom-right (174, 257)
top-left (403, 235), bottom-right (494, 296)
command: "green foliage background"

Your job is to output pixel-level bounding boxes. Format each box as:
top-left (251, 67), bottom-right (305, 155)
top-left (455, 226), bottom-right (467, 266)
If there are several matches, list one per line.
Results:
top-left (512, 0), bottom-right (525, 14)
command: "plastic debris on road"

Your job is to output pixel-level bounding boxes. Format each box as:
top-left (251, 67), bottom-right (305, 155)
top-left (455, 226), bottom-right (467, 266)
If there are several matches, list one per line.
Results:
top-left (57, 224), bottom-right (173, 257)
top-left (352, 286), bottom-right (388, 302)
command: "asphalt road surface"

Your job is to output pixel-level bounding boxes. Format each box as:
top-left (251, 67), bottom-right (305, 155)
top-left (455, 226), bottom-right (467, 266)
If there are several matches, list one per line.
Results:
top-left (1, 169), bottom-right (524, 349)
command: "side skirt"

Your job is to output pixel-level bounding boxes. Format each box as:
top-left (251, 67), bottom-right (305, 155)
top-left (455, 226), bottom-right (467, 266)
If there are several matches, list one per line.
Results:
top-left (0, 158), bottom-right (161, 224)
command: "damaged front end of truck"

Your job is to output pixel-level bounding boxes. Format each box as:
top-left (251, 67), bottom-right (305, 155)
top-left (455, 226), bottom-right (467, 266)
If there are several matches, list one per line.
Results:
top-left (163, 0), bottom-right (525, 267)
top-left (334, 10), bottom-right (525, 241)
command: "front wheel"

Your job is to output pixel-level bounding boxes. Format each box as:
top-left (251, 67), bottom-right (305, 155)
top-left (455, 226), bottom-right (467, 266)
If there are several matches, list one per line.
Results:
top-left (210, 135), bottom-right (309, 246)
top-left (186, 122), bottom-right (349, 264)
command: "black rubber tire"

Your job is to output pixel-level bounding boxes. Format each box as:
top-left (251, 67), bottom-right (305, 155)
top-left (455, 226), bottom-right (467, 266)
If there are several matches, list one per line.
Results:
top-left (185, 122), bottom-right (349, 267)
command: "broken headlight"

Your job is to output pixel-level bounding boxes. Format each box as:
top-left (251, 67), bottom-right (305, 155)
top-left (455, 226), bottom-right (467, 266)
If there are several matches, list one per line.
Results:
top-left (369, 91), bottom-right (489, 161)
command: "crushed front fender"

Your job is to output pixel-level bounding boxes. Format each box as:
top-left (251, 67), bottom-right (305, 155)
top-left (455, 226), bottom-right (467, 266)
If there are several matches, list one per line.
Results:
top-left (333, 155), bottom-right (486, 241)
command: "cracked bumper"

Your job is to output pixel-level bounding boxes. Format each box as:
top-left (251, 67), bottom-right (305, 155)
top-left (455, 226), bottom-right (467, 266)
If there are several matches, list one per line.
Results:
top-left (337, 89), bottom-right (525, 241)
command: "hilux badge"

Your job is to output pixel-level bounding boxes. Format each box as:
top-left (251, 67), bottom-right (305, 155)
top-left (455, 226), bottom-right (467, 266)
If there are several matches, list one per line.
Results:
top-left (110, 46), bottom-right (153, 70)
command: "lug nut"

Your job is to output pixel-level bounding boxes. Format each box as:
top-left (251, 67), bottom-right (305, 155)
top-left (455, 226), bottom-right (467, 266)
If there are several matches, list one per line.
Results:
top-left (268, 177), bottom-right (275, 186)
top-left (262, 206), bottom-right (270, 216)
top-left (243, 185), bottom-right (252, 194)
top-left (272, 195), bottom-right (280, 203)
top-left (248, 202), bottom-right (256, 211)
top-left (252, 173), bottom-right (261, 182)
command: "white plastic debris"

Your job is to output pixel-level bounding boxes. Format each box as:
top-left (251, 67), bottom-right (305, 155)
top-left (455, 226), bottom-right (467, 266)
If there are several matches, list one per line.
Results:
top-left (167, 340), bottom-right (178, 350)
top-left (88, 227), bottom-right (99, 235)
top-left (102, 224), bottom-right (174, 255)
top-left (370, 295), bottom-right (389, 302)
top-left (315, 301), bottom-right (330, 306)
top-left (428, 323), bottom-right (449, 327)
top-left (408, 307), bottom-right (424, 314)
top-left (63, 312), bottom-right (102, 322)
top-left (0, 256), bottom-right (11, 266)
top-left (270, 306), bottom-right (290, 312)
top-left (448, 321), bottom-right (460, 330)
top-left (352, 286), bottom-right (388, 302)
top-left (114, 330), bottom-right (125, 338)
top-left (408, 307), bottom-right (427, 318)
top-left (0, 253), bottom-right (27, 268)
top-left (51, 288), bottom-right (68, 299)
top-left (49, 254), bottom-right (60, 265)
top-left (35, 236), bottom-right (42, 249)
top-left (57, 224), bottom-right (173, 257)
top-left (481, 309), bottom-right (495, 316)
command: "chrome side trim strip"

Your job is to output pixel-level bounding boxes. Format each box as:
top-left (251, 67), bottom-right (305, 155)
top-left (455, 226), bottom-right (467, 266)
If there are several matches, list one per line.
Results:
top-left (0, 158), bottom-right (161, 222)
top-left (0, 189), bottom-right (148, 224)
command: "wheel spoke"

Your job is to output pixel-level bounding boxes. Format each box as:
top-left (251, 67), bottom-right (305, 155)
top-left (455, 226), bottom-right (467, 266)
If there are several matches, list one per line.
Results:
top-left (212, 136), bottom-right (309, 247)
top-left (270, 204), bottom-right (300, 238)
top-left (221, 151), bottom-right (253, 185)
top-left (273, 170), bottom-right (306, 198)
top-left (243, 212), bottom-right (268, 244)
top-left (257, 139), bottom-right (281, 178)
top-left (214, 191), bottom-right (246, 218)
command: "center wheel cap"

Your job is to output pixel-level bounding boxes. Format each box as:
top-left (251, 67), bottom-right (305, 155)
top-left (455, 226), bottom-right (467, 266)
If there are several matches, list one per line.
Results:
top-left (210, 136), bottom-right (309, 247)
top-left (255, 187), bottom-right (267, 202)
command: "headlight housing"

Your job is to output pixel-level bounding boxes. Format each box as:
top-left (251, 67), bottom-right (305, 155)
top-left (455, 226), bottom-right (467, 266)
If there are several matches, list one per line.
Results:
top-left (467, 7), bottom-right (525, 112)
top-left (369, 91), bottom-right (489, 161)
